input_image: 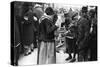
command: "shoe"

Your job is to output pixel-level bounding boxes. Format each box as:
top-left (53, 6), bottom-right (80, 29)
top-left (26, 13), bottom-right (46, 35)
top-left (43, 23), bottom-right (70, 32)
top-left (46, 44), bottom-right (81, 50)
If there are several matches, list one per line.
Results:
top-left (70, 58), bottom-right (76, 62)
top-left (31, 49), bottom-right (34, 52)
top-left (56, 50), bottom-right (60, 53)
top-left (65, 56), bottom-right (72, 61)
top-left (13, 62), bottom-right (18, 66)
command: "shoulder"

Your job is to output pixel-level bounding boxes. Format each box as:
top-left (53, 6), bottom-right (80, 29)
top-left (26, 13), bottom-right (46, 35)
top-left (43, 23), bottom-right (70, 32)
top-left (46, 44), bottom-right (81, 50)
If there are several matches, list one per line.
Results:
top-left (41, 16), bottom-right (51, 23)
top-left (79, 17), bottom-right (88, 24)
top-left (41, 18), bottom-right (50, 23)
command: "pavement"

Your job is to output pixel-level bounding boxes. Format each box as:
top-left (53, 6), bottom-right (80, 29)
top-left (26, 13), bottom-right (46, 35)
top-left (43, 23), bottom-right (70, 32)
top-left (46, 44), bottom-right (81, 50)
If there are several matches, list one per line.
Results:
top-left (18, 46), bottom-right (77, 66)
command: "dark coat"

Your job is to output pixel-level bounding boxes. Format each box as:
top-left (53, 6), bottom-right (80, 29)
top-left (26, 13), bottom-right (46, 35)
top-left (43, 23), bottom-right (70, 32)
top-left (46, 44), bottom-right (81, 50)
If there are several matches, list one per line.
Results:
top-left (39, 18), bottom-right (58, 42)
top-left (77, 17), bottom-right (90, 50)
top-left (22, 11), bottom-right (38, 45)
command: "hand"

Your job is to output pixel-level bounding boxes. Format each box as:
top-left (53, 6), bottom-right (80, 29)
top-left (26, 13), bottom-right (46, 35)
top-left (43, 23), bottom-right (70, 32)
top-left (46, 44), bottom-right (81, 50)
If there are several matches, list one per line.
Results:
top-left (64, 30), bottom-right (69, 34)
top-left (55, 22), bottom-right (59, 27)
top-left (24, 16), bottom-right (28, 20)
top-left (33, 16), bottom-right (38, 21)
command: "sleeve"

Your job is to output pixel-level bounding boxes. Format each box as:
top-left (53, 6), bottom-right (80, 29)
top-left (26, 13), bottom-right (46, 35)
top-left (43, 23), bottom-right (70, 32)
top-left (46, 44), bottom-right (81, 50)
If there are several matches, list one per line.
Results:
top-left (77, 19), bottom-right (85, 44)
top-left (82, 19), bottom-right (90, 43)
top-left (44, 19), bottom-right (58, 34)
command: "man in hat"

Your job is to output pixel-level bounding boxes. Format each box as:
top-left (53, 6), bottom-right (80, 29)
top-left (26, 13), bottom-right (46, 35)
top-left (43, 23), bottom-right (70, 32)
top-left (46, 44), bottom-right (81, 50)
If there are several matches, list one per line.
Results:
top-left (77, 6), bottom-right (91, 61)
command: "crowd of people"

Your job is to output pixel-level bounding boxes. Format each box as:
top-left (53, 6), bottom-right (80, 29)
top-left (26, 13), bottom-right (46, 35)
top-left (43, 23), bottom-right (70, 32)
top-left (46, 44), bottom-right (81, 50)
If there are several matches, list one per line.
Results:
top-left (11, 2), bottom-right (97, 66)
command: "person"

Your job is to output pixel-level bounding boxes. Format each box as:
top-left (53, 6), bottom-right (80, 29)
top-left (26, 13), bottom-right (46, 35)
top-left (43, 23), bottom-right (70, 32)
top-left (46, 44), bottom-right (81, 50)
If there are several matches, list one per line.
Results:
top-left (32, 4), bottom-right (44, 48)
top-left (63, 13), bottom-right (74, 61)
top-left (64, 22), bottom-right (78, 62)
top-left (77, 6), bottom-right (91, 61)
top-left (69, 13), bottom-right (79, 62)
top-left (37, 7), bottom-right (58, 64)
top-left (22, 5), bottom-right (38, 56)
top-left (88, 7), bottom-right (97, 61)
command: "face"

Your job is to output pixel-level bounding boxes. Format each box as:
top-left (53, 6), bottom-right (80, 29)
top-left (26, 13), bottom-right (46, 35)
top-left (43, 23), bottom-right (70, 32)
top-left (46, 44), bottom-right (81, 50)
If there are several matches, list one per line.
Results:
top-left (50, 15), bottom-right (55, 21)
top-left (80, 11), bottom-right (87, 17)
top-left (53, 14), bottom-right (58, 23)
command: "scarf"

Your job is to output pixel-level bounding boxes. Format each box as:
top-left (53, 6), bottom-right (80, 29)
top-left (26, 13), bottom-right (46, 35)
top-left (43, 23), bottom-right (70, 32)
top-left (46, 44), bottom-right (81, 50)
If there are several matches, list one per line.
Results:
top-left (39, 13), bottom-right (53, 24)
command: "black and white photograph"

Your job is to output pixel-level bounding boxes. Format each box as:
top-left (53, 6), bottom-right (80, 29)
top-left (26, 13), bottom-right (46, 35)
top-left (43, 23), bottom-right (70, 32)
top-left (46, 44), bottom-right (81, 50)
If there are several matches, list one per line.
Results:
top-left (11, 1), bottom-right (97, 66)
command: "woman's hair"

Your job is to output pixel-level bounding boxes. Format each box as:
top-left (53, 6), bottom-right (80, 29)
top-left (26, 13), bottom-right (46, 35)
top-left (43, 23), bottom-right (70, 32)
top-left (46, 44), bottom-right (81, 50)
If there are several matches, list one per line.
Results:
top-left (45, 7), bottom-right (54, 15)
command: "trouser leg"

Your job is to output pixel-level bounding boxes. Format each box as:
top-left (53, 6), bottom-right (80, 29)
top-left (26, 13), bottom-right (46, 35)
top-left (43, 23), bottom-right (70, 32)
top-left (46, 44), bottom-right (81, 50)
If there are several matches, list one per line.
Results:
top-left (47, 42), bottom-right (55, 64)
top-left (78, 50), bottom-right (84, 62)
top-left (38, 41), bottom-right (47, 64)
top-left (90, 40), bottom-right (97, 61)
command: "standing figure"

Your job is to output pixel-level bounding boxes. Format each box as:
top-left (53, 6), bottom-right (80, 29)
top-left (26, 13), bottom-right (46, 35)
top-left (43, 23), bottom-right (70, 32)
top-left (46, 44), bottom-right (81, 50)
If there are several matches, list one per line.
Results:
top-left (64, 23), bottom-right (78, 62)
top-left (63, 13), bottom-right (74, 61)
top-left (32, 4), bottom-right (44, 48)
top-left (22, 4), bottom-right (37, 56)
top-left (88, 7), bottom-right (97, 61)
top-left (77, 6), bottom-right (91, 61)
top-left (37, 7), bottom-right (58, 64)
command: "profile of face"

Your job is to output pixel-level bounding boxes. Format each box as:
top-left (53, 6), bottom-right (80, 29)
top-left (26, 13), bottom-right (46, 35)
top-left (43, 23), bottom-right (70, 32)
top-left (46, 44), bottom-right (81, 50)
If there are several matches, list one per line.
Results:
top-left (53, 14), bottom-right (58, 24)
